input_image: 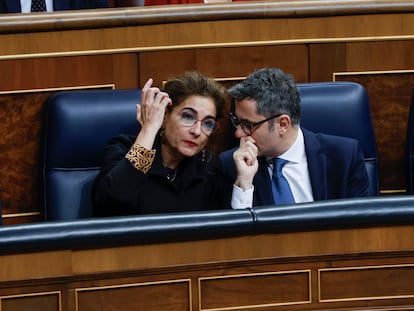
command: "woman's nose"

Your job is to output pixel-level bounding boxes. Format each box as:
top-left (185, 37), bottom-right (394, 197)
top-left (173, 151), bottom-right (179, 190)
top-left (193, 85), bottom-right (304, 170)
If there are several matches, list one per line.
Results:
top-left (190, 120), bottom-right (202, 135)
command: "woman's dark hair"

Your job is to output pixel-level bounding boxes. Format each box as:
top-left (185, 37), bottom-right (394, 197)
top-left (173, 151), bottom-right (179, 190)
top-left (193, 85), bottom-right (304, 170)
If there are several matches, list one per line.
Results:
top-left (164, 71), bottom-right (227, 119)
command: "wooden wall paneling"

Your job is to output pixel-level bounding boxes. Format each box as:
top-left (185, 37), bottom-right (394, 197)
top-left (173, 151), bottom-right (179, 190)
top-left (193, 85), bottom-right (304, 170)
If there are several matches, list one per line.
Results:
top-left (111, 53), bottom-right (140, 89)
top-left (334, 72), bottom-right (414, 194)
top-left (138, 45), bottom-right (309, 87)
top-left (0, 53), bottom-right (139, 223)
top-left (0, 291), bottom-right (61, 311)
top-left (1, 11), bottom-right (412, 58)
top-left (309, 42), bottom-right (348, 82)
top-left (319, 264), bottom-right (414, 303)
top-left (309, 41), bottom-right (414, 82)
top-left (0, 250), bottom-right (72, 283)
top-left (0, 91), bottom-right (51, 221)
top-left (75, 280), bottom-right (191, 311)
top-left (199, 270), bottom-right (311, 310)
top-left (309, 41), bottom-right (414, 194)
top-left (0, 89), bottom-right (102, 223)
top-left (0, 54), bottom-right (139, 92)
top-left (69, 226), bottom-right (414, 276)
top-left (1, 225), bottom-right (414, 310)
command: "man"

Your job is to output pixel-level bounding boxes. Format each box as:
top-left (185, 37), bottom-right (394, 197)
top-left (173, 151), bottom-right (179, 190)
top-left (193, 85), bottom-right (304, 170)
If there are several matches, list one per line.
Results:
top-left (0, 0), bottom-right (108, 13)
top-left (219, 68), bottom-right (369, 208)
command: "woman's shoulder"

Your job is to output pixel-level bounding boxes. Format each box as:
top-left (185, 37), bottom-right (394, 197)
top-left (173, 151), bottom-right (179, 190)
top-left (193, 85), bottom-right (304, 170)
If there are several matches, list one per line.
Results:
top-left (107, 134), bottom-right (135, 146)
top-left (102, 134), bottom-right (136, 157)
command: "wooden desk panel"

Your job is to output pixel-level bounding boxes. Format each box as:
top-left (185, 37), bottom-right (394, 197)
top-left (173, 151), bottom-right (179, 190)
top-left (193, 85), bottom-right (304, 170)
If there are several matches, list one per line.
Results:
top-left (1, 225), bottom-right (414, 310)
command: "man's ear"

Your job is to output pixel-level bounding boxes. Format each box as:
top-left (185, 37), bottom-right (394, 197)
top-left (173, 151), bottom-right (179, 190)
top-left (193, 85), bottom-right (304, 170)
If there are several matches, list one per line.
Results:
top-left (278, 114), bottom-right (291, 133)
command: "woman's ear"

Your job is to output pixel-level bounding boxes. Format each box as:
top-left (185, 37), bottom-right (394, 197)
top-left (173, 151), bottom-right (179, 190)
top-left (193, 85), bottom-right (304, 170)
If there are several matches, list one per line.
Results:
top-left (162, 109), bottom-right (170, 129)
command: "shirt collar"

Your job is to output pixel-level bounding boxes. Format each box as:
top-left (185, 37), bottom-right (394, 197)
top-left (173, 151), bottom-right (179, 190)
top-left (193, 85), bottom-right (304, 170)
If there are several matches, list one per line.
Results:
top-left (278, 127), bottom-right (305, 164)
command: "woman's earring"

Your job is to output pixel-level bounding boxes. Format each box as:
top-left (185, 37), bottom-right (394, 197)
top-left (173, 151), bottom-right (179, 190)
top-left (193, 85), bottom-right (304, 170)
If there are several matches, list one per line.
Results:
top-left (201, 149), bottom-right (206, 162)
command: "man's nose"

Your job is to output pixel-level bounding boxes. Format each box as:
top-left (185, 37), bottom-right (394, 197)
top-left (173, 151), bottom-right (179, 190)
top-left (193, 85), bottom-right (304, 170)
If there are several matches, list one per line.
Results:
top-left (234, 126), bottom-right (247, 138)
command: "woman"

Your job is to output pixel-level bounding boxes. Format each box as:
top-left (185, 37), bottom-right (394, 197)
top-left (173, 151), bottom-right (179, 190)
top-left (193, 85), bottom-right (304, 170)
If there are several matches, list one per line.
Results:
top-left (92, 71), bottom-right (233, 216)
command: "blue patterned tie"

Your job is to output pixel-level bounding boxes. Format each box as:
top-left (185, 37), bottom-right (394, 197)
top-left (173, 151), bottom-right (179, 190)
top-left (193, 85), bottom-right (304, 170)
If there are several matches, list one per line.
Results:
top-left (31, 0), bottom-right (46, 12)
top-left (271, 158), bottom-right (295, 205)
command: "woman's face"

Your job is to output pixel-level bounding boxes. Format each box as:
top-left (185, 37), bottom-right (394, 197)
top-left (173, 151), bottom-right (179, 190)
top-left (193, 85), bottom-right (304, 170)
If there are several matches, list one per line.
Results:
top-left (163, 95), bottom-right (217, 162)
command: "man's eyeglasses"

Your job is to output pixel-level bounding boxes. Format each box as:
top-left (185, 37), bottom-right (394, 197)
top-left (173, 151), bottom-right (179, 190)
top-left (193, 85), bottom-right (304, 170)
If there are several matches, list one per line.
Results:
top-left (229, 112), bottom-right (282, 135)
top-left (179, 109), bottom-right (219, 135)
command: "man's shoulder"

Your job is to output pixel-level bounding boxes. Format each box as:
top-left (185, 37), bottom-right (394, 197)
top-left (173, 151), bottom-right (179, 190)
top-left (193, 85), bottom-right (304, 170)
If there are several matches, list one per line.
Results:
top-left (217, 147), bottom-right (238, 177)
top-left (219, 147), bottom-right (237, 159)
top-left (302, 128), bottom-right (359, 147)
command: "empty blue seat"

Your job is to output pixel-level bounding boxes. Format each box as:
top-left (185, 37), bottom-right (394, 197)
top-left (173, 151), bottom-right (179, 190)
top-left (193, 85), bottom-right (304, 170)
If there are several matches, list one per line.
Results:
top-left (298, 82), bottom-right (379, 196)
top-left (40, 89), bottom-right (141, 221)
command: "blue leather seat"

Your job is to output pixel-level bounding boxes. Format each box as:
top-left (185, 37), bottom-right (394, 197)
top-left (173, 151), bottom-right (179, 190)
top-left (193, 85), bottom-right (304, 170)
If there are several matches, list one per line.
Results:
top-left (40, 89), bottom-right (141, 221)
top-left (298, 82), bottom-right (379, 196)
top-left (40, 82), bottom-right (379, 221)
top-left (406, 88), bottom-right (414, 194)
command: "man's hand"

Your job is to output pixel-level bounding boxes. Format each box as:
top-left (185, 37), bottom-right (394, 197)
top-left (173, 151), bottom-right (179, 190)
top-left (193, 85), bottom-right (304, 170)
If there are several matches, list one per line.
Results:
top-left (233, 136), bottom-right (259, 190)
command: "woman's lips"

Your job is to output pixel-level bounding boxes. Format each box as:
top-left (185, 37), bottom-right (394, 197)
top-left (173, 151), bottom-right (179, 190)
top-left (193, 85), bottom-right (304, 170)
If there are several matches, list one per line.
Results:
top-left (183, 140), bottom-right (197, 147)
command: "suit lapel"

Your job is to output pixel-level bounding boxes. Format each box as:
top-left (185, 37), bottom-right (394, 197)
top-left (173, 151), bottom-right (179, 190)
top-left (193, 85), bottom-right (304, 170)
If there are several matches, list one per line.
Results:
top-left (303, 129), bottom-right (327, 200)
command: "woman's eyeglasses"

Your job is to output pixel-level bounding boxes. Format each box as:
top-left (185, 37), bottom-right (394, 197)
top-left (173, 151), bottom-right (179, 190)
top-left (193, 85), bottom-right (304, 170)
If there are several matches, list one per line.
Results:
top-left (229, 112), bottom-right (282, 135)
top-left (179, 109), bottom-right (219, 135)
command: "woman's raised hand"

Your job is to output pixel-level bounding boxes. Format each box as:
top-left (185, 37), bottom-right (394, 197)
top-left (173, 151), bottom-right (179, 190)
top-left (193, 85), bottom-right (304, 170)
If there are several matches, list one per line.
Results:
top-left (137, 78), bottom-right (172, 132)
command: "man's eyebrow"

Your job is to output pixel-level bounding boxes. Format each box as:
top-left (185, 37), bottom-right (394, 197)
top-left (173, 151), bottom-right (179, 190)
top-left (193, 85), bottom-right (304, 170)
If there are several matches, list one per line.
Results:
top-left (239, 117), bottom-right (253, 123)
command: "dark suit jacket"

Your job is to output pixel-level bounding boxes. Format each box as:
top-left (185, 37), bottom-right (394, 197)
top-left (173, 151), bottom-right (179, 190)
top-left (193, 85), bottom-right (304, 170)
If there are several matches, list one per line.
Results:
top-left (0, 0), bottom-right (108, 13)
top-left (218, 128), bottom-right (370, 207)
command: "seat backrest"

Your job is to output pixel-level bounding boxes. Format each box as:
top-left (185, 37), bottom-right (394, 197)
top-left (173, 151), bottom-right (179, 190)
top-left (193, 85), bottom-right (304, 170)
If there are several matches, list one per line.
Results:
top-left (40, 82), bottom-right (379, 221)
top-left (40, 89), bottom-right (141, 221)
top-left (298, 81), bottom-right (379, 196)
top-left (405, 88), bottom-right (414, 194)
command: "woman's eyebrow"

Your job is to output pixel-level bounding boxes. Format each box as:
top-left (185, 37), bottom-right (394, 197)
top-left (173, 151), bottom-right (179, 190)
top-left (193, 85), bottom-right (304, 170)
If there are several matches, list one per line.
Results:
top-left (181, 107), bottom-right (216, 119)
top-left (180, 107), bottom-right (197, 113)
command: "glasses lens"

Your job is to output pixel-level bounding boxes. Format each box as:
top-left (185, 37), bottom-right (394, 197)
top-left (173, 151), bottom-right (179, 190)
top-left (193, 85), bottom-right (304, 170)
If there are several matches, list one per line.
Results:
top-left (180, 110), bottom-right (217, 135)
top-left (201, 119), bottom-right (218, 133)
top-left (180, 111), bottom-right (196, 126)
top-left (229, 113), bottom-right (252, 134)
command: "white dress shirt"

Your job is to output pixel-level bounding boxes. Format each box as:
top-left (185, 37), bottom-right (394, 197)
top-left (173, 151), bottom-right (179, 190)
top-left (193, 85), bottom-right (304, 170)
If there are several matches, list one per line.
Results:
top-left (231, 128), bottom-right (314, 209)
top-left (270, 128), bottom-right (314, 204)
top-left (21, 0), bottom-right (54, 12)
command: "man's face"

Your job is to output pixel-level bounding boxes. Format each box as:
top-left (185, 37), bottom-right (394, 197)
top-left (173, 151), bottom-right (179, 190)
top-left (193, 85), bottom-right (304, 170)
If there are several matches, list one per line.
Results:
top-left (233, 98), bottom-right (281, 157)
